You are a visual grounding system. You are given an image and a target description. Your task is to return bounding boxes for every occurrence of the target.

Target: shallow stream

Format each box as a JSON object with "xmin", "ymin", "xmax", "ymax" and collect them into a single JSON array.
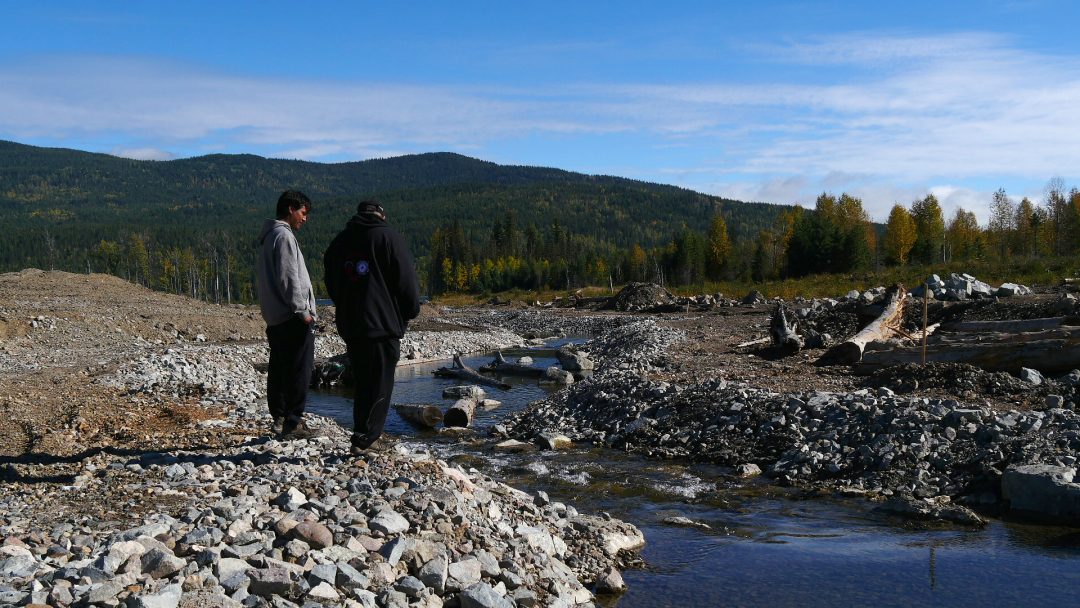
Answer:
[{"xmin": 309, "ymin": 346, "xmax": 1080, "ymax": 607}]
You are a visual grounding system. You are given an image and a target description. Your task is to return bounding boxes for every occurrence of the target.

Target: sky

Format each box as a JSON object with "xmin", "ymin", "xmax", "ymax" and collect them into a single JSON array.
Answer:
[{"xmin": 2, "ymin": 1, "xmax": 1079, "ymax": 223}]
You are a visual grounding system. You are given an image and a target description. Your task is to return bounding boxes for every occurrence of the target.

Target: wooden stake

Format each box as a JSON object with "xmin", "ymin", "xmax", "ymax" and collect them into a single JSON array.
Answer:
[{"xmin": 922, "ymin": 283, "xmax": 929, "ymax": 366}]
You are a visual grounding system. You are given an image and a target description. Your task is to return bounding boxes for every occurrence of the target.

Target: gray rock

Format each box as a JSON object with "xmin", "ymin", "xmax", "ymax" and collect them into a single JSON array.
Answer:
[
  {"xmin": 460, "ymin": 582, "xmax": 514, "ymax": 608},
  {"xmin": 307, "ymin": 581, "xmax": 339, "ymax": 601},
  {"xmin": 248, "ymin": 565, "xmax": 297, "ymax": 597},
  {"xmin": 1002, "ymin": 464, "xmax": 1080, "ymax": 521},
  {"xmin": 308, "ymin": 563, "xmax": 337, "ymax": 587},
  {"xmin": 542, "ymin": 366, "xmax": 574, "ymax": 384},
  {"xmin": 378, "ymin": 588, "xmax": 411, "ymax": 608},
  {"xmin": 0, "ymin": 589, "xmax": 28, "ymax": 606},
  {"xmin": 352, "ymin": 588, "xmax": 378, "ymax": 608},
  {"xmin": 100, "ymin": 539, "xmax": 147, "ymax": 573},
  {"xmin": 379, "ymin": 536, "xmax": 407, "ymax": 566},
  {"xmin": 335, "ymin": 562, "xmax": 370, "ymax": 590},
  {"xmin": 511, "ymin": 587, "xmax": 538, "ymax": 607},
  {"xmin": 735, "ymin": 463, "xmax": 761, "ymax": 478},
  {"xmin": 418, "ymin": 555, "xmax": 449, "ymax": 593},
  {"xmin": 86, "ymin": 580, "xmax": 125, "ymax": 604},
  {"xmin": 273, "ymin": 487, "xmax": 308, "ymax": 511},
  {"xmin": 0, "ymin": 554, "xmax": 39, "ymax": 578},
  {"xmin": 130, "ymin": 583, "xmax": 183, "ymax": 608},
  {"xmin": 394, "ymin": 575, "xmax": 427, "ymax": 598},
  {"xmin": 141, "ymin": 547, "xmax": 186, "ymax": 579},
  {"xmin": 216, "ymin": 558, "xmax": 252, "ymax": 593},
  {"xmin": 537, "ymin": 432, "xmax": 572, "ymax": 450},
  {"xmin": 594, "ymin": 567, "xmax": 627, "ymax": 594},
  {"xmin": 369, "ymin": 509, "xmax": 410, "ymax": 535},
  {"xmin": 1021, "ymin": 367, "xmax": 1045, "ymax": 385},
  {"xmin": 447, "ymin": 557, "xmax": 483, "ymax": 591}
]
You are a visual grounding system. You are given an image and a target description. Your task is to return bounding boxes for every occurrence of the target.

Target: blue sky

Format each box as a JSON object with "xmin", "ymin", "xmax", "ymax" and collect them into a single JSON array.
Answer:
[{"xmin": 3, "ymin": 1, "xmax": 1080, "ymax": 222}]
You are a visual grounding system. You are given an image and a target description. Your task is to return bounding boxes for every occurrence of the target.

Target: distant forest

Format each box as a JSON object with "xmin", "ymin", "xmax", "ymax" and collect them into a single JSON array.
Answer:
[
  {"xmin": 0, "ymin": 140, "xmax": 787, "ymax": 300},
  {"xmin": 4, "ymin": 140, "xmax": 1074, "ymax": 302}
]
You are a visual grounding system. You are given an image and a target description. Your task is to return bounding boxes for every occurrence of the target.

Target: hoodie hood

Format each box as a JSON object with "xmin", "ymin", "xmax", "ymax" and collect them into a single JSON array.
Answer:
[
  {"xmin": 258, "ymin": 219, "xmax": 291, "ymax": 245},
  {"xmin": 346, "ymin": 213, "xmax": 388, "ymax": 231}
]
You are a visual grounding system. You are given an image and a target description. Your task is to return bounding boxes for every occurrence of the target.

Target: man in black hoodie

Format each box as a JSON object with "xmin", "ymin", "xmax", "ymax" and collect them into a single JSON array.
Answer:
[{"xmin": 324, "ymin": 201, "xmax": 421, "ymax": 455}]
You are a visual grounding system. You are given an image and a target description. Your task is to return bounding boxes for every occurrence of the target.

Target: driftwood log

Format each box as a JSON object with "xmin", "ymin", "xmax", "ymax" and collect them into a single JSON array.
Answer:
[
  {"xmin": 938, "ymin": 317, "xmax": 1078, "ymax": 333},
  {"xmin": 479, "ymin": 351, "xmax": 545, "ymax": 377},
  {"xmin": 444, "ymin": 398, "xmax": 478, "ymax": 427},
  {"xmin": 817, "ymin": 284, "xmax": 907, "ymax": 365},
  {"xmin": 433, "ymin": 355, "xmax": 511, "ymax": 390},
  {"xmin": 395, "ymin": 404, "xmax": 444, "ymax": 428},
  {"xmin": 857, "ymin": 326, "xmax": 1080, "ymax": 374},
  {"xmin": 769, "ymin": 304, "xmax": 804, "ymax": 354}
]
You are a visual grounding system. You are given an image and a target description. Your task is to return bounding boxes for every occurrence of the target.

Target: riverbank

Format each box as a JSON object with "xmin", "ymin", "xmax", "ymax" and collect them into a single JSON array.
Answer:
[
  {"xmin": 4, "ymin": 269, "xmax": 1080, "ymax": 606},
  {"xmin": 0, "ymin": 271, "xmax": 642, "ymax": 607}
]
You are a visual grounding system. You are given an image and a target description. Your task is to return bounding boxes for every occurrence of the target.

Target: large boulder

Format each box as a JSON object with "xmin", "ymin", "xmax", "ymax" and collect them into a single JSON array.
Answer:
[{"xmin": 1002, "ymin": 464, "xmax": 1080, "ymax": 521}]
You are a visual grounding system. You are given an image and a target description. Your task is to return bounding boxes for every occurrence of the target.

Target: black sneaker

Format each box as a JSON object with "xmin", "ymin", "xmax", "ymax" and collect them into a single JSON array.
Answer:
[
  {"xmin": 279, "ymin": 421, "xmax": 317, "ymax": 440},
  {"xmin": 350, "ymin": 433, "xmax": 371, "ymax": 455}
]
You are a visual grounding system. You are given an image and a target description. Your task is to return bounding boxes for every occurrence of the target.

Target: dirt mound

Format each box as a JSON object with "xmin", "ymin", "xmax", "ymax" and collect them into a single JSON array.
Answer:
[{"xmin": 607, "ymin": 282, "xmax": 677, "ymax": 312}]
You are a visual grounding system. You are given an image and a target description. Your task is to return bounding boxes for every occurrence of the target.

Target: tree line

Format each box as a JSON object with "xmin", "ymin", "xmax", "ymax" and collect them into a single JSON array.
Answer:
[{"xmin": 425, "ymin": 177, "xmax": 1080, "ymax": 295}]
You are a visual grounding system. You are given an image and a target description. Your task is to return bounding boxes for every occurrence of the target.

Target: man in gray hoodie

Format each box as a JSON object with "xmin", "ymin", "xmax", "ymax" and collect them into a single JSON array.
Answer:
[{"xmin": 257, "ymin": 190, "xmax": 317, "ymax": 439}]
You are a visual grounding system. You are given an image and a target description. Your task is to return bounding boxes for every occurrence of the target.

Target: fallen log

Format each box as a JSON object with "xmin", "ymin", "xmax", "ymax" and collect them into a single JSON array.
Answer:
[
  {"xmin": 499, "ymin": 347, "xmax": 560, "ymax": 358},
  {"xmin": 769, "ymin": 303, "xmax": 804, "ymax": 354},
  {"xmin": 817, "ymin": 284, "xmax": 907, "ymax": 365},
  {"xmin": 938, "ymin": 317, "xmax": 1079, "ymax": 333},
  {"xmin": 395, "ymin": 404, "xmax": 444, "ymax": 428},
  {"xmin": 857, "ymin": 327, "xmax": 1080, "ymax": 375},
  {"xmin": 736, "ymin": 337, "xmax": 771, "ymax": 349},
  {"xmin": 433, "ymin": 354, "xmax": 511, "ymax": 390},
  {"xmin": 444, "ymin": 398, "xmax": 478, "ymax": 427},
  {"xmin": 479, "ymin": 351, "xmax": 545, "ymax": 377}
]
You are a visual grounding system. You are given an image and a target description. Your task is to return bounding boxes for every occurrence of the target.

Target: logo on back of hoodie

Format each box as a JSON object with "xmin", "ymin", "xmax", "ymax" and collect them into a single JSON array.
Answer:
[{"xmin": 344, "ymin": 258, "xmax": 371, "ymax": 282}]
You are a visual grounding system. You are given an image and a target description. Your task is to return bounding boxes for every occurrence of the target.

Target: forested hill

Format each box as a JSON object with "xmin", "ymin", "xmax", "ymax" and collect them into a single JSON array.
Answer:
[{"xmin": 0, "ymin": 139, "xmax": 791, "ymax": 298}]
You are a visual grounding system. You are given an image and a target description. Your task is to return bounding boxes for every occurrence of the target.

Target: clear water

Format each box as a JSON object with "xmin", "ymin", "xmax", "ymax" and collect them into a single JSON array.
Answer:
[{"xmin": 308, "ymin": 345, "xmax": 1080, "ymax": 607}]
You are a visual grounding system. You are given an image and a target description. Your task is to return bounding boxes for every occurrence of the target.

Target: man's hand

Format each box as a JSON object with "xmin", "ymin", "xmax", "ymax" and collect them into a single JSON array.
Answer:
[{"xmin": 303, "ymin": 314, "xmax": 313, "ymax": 324}]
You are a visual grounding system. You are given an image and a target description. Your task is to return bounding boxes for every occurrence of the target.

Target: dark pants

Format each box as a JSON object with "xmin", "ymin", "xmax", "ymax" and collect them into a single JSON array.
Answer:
[
  {"xmin": 346, "ymin": 338, "xmax": 400, "ymax": 449},
  {"xmin": 266, "ymin": 317, "xmax": 314, "ymax": 426}
]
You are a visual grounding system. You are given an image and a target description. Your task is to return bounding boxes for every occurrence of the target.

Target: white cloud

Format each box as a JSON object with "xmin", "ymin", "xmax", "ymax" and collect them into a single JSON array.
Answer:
[
  {"xmin": 0, "ymin": 30, "xmax": 1077, "ymax": 222},
  {"xmin": 110, "ymin": 147, "xmax": 176, "ymax": 161}
]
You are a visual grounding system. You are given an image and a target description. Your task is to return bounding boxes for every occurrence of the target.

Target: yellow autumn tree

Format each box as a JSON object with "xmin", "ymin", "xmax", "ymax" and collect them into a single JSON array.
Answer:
[
  {"xmin": 706, "ymin": 212, "xmax": 732, "ymax": 280},
  {"xmin": 883, "ymin": 204, "xmax": 917, "ymax": 265},
  {"xmin": 946, "ymin": 207, "xmax": 982, "ymax": 261}
]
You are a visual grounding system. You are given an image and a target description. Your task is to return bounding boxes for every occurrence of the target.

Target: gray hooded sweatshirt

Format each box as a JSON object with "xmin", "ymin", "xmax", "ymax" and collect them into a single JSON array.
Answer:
[{"xmin": 256, "ymin": 219, "xmax": 317, "ymax": 326}]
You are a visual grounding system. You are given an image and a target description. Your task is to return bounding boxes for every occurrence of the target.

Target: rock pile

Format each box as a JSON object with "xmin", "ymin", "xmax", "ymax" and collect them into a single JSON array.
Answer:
[
  {"xmin": 2, "ymin": 317, "xmax": 647, "ymax": 606},
  {"xmin": 437, "ymin": 309, "xmax": 627, "ymax": 341},
  {"xmin": 0, "ymin": 428, "xmax": 642, "ymax": 607},
  {"xmin": 910, "ymin": 273, "xmax": 1032, "ymax": 301},
  {"xmin": 606, "ymin": 283, "xmax": 677, "ymax": 313}
]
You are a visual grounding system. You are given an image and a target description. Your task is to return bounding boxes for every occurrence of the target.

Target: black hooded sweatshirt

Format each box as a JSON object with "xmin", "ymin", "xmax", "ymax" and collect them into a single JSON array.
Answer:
[{"xmin": 324, "ymin": 213, "xmax": 420, "ymax": 341}]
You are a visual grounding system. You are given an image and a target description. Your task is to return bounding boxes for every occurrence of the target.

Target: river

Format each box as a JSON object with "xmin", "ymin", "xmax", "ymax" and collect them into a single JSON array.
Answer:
[{"xmin": 308, "ymin": 347, "xmax": 1080, "ymax": 607}]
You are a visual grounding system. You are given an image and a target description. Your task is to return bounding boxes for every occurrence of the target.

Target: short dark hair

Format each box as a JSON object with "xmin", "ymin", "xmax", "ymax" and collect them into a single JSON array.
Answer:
[{"xmin": 276, "ymin": 190, "xmax": 312, "ymax": 219}]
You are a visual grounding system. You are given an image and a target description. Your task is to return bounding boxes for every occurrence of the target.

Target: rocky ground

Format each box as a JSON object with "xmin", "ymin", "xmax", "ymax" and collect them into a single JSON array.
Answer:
[
  {"xmin": 0, "ymin": 271, "xmax": 640, "ymax": 608},
  {"xmin": 4, "ymin": 270, "xmax": 1080, "ymax": 607}
]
